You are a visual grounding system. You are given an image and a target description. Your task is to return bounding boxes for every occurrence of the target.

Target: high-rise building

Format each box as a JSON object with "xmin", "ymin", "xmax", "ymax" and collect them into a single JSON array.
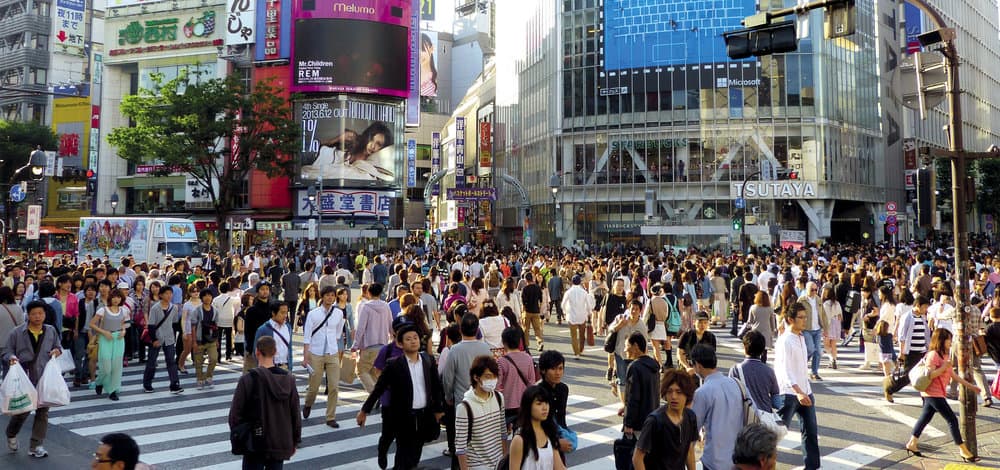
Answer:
[{"xmin": 495, "ymin": 0, "xmax": 998, "ymax": 249}]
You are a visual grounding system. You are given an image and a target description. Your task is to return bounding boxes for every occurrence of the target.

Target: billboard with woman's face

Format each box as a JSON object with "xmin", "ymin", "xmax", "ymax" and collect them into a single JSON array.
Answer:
[
  {"xmin": 291, "ymin": 0, "xmax": 412, "ymax": 97},
  {"xmin": 297, "ymin": 97, "xmax": 405, "ymax": 188},
  {"xmin": 419, "ymin": 31, "xmax": 438, "ymax": 97}
]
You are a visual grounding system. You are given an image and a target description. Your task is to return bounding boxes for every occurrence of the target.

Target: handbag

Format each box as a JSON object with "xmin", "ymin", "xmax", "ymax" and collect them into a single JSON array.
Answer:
[
  {"xmin": 909, "ymin": 358, "xmax": 932, "ymax": 392},
  {"xmin": 586, "ymin": 321, "xmax": 595, "ymax": 346},
  {"xmin": 603, "ymin": 330, "xmax": 619, "ymax": 354},
  {"xmin": 558, "ymin": 424, "xmax": 577, "ymax": 452},
  {"xmin": 613, "ymin": 433, "xmax": 636, "ymax": 470},
  {"xmin": 991, "ymin": 373, "xmax": 1000, "ymax": 400},
  {"xmin": 972, "ymin": 335, "xmax": 987, "ymax": 357},
  {"xmin": 141, "ymin": 306, "xmax": 172, "ymax": 346},
  {"xmin": 230, "ymin": 369, "xmax": 265, "ymax": 455}
]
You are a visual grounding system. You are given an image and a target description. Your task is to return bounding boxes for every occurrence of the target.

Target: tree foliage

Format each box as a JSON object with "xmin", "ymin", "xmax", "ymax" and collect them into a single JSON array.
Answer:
[
  {"xmin": 0, "ymin": 120, "xmax": 58, "ymax": 182},
  {"xmin": 107, "ymin": 72, "xmax": 300, "ymax": 249}
]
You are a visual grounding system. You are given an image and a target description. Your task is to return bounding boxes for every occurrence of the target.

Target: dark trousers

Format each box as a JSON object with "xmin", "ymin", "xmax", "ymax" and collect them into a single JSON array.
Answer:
[
  {"xmin": 143, "ymin": 344, "xmax": 180, "ymax": 390},
  {"xmin": 394, "ymin": 409, "xmax": 432, "ymax": 470},
  {"xmin": 912, "ymin": 396, "xmax": 963, "ymax": 444},
  {"xmin": 6, "ymin": 406, "xmax": 49, "ymax": 449},
  {"xmin": 219, "ymin": 327, "xmax": 233, "ymax": 360},
  {"xmin": 548, "ymin": 299, "xmax": 564, "ymax": 321},
  {"xmin": 444, "ymin": 404, "xmax": 458, "ymax": 469},
  {"xmin": 378, "ymin": 425, "xmax": 396, "ymax": 468},
  {"xmin": 73, "ymin": 333, "xmax": 89, "ymax": 382},
  {"xmin": 885, "ymin": 353, "xmax": 923, "ymax": 395},
  {"xmin": 242, "ymin": 453, "xmax": 284, "ymax": 470},
  {"xmin": 172, "ymin": 322, "xmax": 183, "ymax": 361}
]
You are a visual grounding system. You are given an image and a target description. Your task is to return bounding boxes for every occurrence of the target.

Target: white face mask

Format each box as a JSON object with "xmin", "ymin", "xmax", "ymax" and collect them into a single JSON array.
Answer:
[{"xmin": 481, "ymin": 379, "xmax": 498, "ymax": 392}]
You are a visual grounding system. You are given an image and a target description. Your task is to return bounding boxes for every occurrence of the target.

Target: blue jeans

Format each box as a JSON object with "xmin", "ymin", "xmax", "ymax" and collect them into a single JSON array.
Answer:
[
  {"xmin": 615, "ymin": 354, "xmax": 632, "ymax": 387},
  {"xmin": 912, "ymin": 396, "xmax": 963, "ymax": 444},
  {"xmin": 803, "ymin": 329, "xmax": 823, "ymax": 375},
  {"xmin": 779, "ymin": 393, "xmax": 820, "ymax": 470}
]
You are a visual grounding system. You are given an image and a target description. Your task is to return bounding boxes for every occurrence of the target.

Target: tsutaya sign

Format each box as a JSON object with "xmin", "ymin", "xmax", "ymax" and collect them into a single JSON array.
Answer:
[{"xmin": 731, "ymin": 181, "xmax": 818, "ymax": 199}]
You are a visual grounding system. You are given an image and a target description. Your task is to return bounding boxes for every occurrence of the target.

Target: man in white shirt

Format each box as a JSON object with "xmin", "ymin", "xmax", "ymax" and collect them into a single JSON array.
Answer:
[
  {"xmin": 775, "ymin": 302, "xmax": 820, "ymax": 470},
  {"xmin": 561, "ymin": 275, "xmax": 595, "ymax": 358},
  {"xmin": 301, "ymin": 285, "xmax": 346, "ymax": 428}
]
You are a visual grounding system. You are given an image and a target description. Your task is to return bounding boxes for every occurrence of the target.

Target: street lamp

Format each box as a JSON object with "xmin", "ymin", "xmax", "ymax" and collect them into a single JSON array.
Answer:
[
  {"xmin": 109, "ymin": 193, "xmax": 119, "ymax": 215},
  {"xmin": 549, "ymin": 173, "xmax": 561, "ymax": 209}
]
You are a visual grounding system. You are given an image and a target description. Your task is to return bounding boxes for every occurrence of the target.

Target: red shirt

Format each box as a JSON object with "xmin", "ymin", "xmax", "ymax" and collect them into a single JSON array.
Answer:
[{"xmin": 922, "ymin": 350, "xmax": 951, "ymax": 398}]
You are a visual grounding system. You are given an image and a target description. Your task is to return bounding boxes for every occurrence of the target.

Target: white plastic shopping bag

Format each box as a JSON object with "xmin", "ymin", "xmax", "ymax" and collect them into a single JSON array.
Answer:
[
  {"xmin": 36, "ymin": 360, "xmax": 71, "ymax": 408},
  {"xmin": 1, "ymin": 363, "xmax": 37, "ymax": 415},
  {"xmin": 55, "ymin": 349, "xmax": 75, "ymax": 375}
]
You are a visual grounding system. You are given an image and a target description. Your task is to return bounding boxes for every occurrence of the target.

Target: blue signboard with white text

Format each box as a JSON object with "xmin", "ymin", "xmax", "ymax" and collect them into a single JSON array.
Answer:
[{"xmin": 604, "ymin": 0, "xmax": 756, "ymax": 70}]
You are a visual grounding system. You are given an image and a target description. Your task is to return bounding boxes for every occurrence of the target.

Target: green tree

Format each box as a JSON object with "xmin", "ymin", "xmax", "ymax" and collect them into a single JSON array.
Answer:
[
  {"xmin": 0, "ymin": 120, "xmax": 58, "ymax": 182},
  {"xmin": 108, "ymin": 73, "xmax": 300, "ymax": 251}
]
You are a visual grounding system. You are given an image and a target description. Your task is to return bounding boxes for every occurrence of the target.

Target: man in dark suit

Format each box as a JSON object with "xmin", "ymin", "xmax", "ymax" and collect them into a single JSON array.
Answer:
[{"xmin": 356, "ymin": 323, "xmax": 445, "ymax": 470}]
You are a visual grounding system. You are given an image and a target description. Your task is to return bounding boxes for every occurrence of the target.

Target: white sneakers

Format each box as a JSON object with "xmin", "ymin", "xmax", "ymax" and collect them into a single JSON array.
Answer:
[
  {"xmin": 6, "ymin": 437, "xmax": 16, "ymax": 452},
  {"xmin": 29, "ymin": 446, "xmax": 48, "ymax": 458}
]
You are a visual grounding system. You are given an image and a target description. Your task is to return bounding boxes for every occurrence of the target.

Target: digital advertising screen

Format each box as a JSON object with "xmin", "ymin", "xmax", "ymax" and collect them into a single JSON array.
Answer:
[
  {"xmin": 296, "ymin": 97, "xmax": 405, "ymax": 189},
  {"xmin": 603, "ymin": 0, "xmax": 756, "ymax": 71},
  {"xmin": 292, "ymin": 0, "xmax": 412, "ymax": 97}
]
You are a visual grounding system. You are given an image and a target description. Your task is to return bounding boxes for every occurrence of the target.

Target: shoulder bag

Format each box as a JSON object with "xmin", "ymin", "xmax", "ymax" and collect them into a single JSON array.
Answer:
[
  {"xmin": 733, "ymin": 363, "xmax": 787, "ymax": 439},
  {"xmin": 141, "ymin": 306, "xmax": 172, "ymax": 346},
  {"xmin": 310, "ymin": 305, "xmax": 337, "ymax": 338},
  {"xmin": 909, "ymin": 356, "xmax": 932, "ymax": 392}
]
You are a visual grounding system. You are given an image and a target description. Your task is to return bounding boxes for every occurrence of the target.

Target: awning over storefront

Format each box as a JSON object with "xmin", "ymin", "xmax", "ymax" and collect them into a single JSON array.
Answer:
[{"xmin": 116, "ymin": 175, "xmax": 186, "ymax": 188}]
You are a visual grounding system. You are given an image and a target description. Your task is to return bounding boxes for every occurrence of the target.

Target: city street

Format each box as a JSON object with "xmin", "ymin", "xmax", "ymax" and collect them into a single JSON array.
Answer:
[{"xmin": 2, "ymin": 315, "xmax": 999, "ymax": 469}]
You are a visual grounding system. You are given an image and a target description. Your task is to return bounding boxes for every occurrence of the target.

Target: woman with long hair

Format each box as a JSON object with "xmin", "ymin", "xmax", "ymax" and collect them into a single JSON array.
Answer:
[
  {"xmin": 821, "ymin": 286, "xmax": 842, "ymax": 369},
  {"xmin": 877, "ymin": 286, "xmax": 898, "ymax": 377},
  {"xmin": 401, "ymin": 303, "xmax": 433, "ymax": 354},
  {"xmin": 90, "ymin": 289, "xmax": 130, "ymax": 401},
  {"xmin": 508, "ymin": 385, "xmax": 566, "ymax": 470},
  {"xmin": 495, "ymin": 277, "xmax": 523, "ymax": 321},
  {"xmin": 131, "ymin": 276, "xmax": 148, "ymax": 364},
  {"xmin": 478, "ymin": 301, "xmax": 509, "ymax": 355},
  {"xmin": 904, "ymin": 328, "xmax": 982, "ymax": 462},
  {"xmin": 744, "ymin": 291, "xmax": 777, "ymax": 363},
  {"xmin": 589, "ymin": 270, "xmax": 609, "ymax": 335},
  {"xmin": 296, "ymin": 282, "xmax": 320, "ymax": 333},
  {"xmin": 468, "ymin": 277, "xmax": 488, "ymax": 316},
  {"xmin": 419, "ymin": 32, "xmax": 438, "ymax": 96}
]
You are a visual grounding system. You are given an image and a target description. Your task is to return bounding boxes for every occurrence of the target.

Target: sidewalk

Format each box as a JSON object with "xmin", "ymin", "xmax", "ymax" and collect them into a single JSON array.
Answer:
[{"xmin": 876, "ymin": 420, "xmax": 1000, "ymax": 469}]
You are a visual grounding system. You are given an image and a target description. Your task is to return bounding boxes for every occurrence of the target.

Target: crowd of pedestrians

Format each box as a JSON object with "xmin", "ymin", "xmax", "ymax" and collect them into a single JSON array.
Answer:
[{"xmin": 0, "ymin": 235, "xmax": 998, "ymax": 469}]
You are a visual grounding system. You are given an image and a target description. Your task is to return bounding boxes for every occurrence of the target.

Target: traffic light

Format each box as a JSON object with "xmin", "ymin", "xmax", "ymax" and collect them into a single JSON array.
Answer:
[
  {"xmin": 732, "ymin": 208, "xmax": 745, "ymax": 231},
  {"xmin": 915, "ymin": 168, "xmax": 934, "ymax": 227},
  {"xmin": 349, "ymin": 216, "xmax": 356, "ymax": 228},
  {"xmin": 724, "ymin": 20, "xmax": 797, "ymax": 60}
]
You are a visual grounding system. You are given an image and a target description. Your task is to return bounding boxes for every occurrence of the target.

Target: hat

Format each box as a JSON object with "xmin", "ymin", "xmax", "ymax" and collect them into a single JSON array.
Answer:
[
  {"xmin": 695, "ymin": 311, "xmax": 710, "ymax": 321},
  {"xmin": 571, "ymin": 275, "xmax": 582, "ymax": 285},
  {"xmin": 392, "ymin": 315, "xmax": 413, "ymax": 332},
  {"xmin": 117, "ymin": 281, "xmax": 130, "ymax": 290}
]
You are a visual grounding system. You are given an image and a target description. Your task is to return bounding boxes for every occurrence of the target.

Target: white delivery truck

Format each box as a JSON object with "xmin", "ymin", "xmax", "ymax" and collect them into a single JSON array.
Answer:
[{"xmin": 78, "ymin": 217, "xmax": 202, "ymax": 266}]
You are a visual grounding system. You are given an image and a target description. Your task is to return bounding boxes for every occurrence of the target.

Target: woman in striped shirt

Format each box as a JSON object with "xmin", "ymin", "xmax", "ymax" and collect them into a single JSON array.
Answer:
[{"xmin": 456, "ymin": 355, "xmax": 509, "ymax": 470}]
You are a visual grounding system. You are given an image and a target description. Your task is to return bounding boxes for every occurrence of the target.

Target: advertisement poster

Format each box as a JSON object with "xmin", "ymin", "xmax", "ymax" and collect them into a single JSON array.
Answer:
[
  {"xmin": 291, "ymin": 0, "xmax": 411, "ymax": 97},
  {"xmin": 406, "ymin": 0, "xmax": 420, "ymax": 126},
  {"xmin": 419, "ymin": 31, "xmax": 438, "ymax": 97},
  {"xmin": 54, "ymin": 0, "xmax": 86, "ymax": 56},
  {"xmin": 297, "ymin": 97, "xmax": 405, "ymax": 188},
  {"xmin": 407, "ymin": 139, "xmax": 417, "ymax": 187},
  {"xmin": 604, "ymin": 0, "xmax": 754, "ymax": 70},
  {"xmin": 779, "ymin": 230, "xmax": 806, "ymax": 250},
  {"xmin": 79, "ymin": 218, "xmax": 150, "ymax": 258},
  {"xmin": 478, "ymin": 120, "xmax": 491, "ymax": 169}
]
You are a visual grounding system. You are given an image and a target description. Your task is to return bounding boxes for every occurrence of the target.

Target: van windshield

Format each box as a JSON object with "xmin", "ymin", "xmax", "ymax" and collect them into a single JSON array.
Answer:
[{"xmin": 165, "ymin": 242, "xmax": 199, "ymax": 258}]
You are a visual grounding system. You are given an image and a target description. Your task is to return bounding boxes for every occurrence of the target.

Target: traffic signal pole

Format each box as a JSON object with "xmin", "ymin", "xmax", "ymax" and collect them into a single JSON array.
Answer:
[{"xmin": 739, "ymin": 170, "xmax": 761, "ymax": 253}]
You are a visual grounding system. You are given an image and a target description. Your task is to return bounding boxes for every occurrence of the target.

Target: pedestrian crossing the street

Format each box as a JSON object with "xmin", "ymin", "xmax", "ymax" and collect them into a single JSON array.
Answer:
[{"xmin": 38, "ymin": 326, "xmax": 1000, "ymax": 469}]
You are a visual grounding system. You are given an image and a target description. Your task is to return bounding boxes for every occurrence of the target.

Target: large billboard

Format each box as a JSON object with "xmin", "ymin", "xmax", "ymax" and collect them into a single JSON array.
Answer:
[
  {"xmin": 291, "ymin": 0, "xmax": 411, "ymax": 97},
  {"xmin": 296, "ymin": 97, "xmax": 405, "ymax": 188},
  {"xmin": 79, "ymin": 218, "xmax": 150, "ymax": 259},
  {"xmin": 603, "ymin": 0, "xmax": 756, "ymax": 70},
  {"xmin": 255, "ymin": 0, "xmax": 291, "ymax": 61},
  {"xmin": 419, "ymin": 31, "xmax": 438, "ymax": 97}
]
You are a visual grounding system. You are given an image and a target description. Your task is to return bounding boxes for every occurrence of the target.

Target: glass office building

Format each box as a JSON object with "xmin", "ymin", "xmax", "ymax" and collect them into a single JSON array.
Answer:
[{"xmin": 506, "ymin": 0, "xmax": 893, "ymax": 249}]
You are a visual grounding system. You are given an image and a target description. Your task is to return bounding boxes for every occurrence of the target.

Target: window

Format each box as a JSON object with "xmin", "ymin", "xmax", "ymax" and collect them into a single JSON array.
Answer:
[
  {"xmin": 57, "ymin": 188, "xmax": 87, "ymax": 210},
  {"xmin": 29, "ymin": 67, "xmax": 46, "ymax": 84},
  {"xmin": 32, "ymin": 34, "xmax": 48, "ymax": 50}
]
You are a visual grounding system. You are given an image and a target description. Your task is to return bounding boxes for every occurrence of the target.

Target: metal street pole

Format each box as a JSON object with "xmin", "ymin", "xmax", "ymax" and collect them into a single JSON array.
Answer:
[{"xmin": 740, "ymin": 170, "xmax": 762, "ymax": 253}]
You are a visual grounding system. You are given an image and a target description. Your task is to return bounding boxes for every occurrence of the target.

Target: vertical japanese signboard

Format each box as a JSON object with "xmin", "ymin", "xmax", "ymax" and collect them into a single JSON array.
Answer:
[
  {"xmin": 54, "ymin": 0, "xmax": 86, "ymax": 56},
  {"xmin": 431, "ymin": 132, "xmax": 441, "ymax": 196},
  {"xmin": 406, "ymin": 0, "xmax": 420, "ymax": 127},
  {"xmin": 26, "ymin": 205, "xmax": 42, "ymax": 240},
  {"xmin": 478, "ymin": 120, "xmax": 491, "ymax": 169},
  {"xmin": 455, "ymin": 117, "xmax": 466, "ymax": 188},
  {"xmin": 255, "ymin": 0, "xmax": 290, "ymax": 61},
  {"xmin": 226, "ymin": 0, "xmax": 256, "ymax": 45},
  {"xmin": 407, "ymin": 139, "xmax": 417, "ymax": 188}
]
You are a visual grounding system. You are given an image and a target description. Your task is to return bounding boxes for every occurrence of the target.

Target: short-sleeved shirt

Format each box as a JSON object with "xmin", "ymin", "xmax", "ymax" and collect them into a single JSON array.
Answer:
[
  {"xmin": 637, "ymin": 406, "xmax": 698, "ymax": 470},
  {"xmin": 922, "ymin": 350, "xmax": 951, "ymax": 398}
]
